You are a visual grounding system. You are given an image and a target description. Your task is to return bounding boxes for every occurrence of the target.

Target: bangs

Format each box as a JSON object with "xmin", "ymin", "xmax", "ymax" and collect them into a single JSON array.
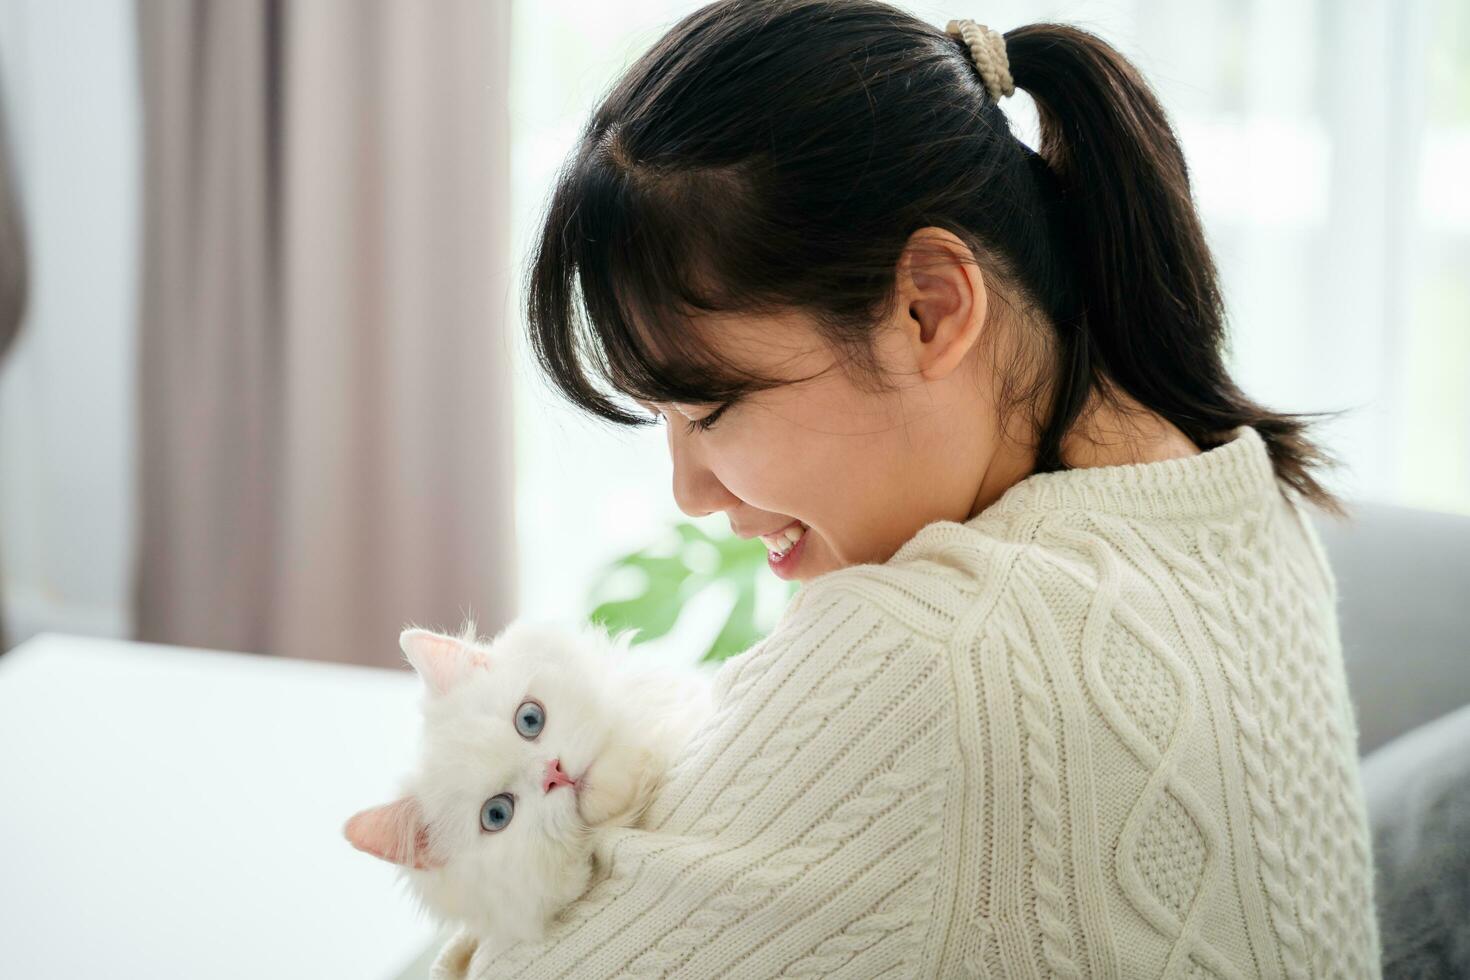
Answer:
[{"xmin": 525, "ymin": 125, "xmax": 796, "ymax": 427}]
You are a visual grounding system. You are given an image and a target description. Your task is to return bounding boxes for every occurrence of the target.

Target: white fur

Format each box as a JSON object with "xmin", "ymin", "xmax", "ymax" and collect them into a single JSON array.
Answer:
[{"xmin": 385, "ymin": 617, "xmax": 713, "ymax": 947}]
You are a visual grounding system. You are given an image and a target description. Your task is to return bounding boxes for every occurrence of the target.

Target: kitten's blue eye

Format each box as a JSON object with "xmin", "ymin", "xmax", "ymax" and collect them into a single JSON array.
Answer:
[
  {"xmin": 480, "ymin": 793, "xmax": 514, "ymax": 832},
  {"xmin": 514, "ymin": 699, "xmax": 544, "ymax": 739}
]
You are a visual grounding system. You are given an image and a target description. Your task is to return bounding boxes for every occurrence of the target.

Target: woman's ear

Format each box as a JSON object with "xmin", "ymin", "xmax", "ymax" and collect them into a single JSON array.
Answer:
[
  {"xmin": 400, "ymin": 627, "xmax": 491, "ymax": 696},
  {"xmin": 897, "ymin": 227, "xmax": 988, "ymax": 382},
  {"xmin": 343, "ymin": 796, "xmax": 442, "ymax": 869}
]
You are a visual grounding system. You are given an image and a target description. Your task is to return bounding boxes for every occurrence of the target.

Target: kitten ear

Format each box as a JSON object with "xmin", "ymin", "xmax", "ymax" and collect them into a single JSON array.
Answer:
[
  {"xmin": 400, "ymin": 627, "xmax": 490, "ymax": 696},
  {"xmin": 343, "ymin": 796, "xmax": 442, "ymax": 870}
]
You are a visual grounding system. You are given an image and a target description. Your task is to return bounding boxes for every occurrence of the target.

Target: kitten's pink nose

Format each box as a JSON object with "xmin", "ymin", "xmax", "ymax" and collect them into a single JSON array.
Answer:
[{"xmin": 542, "ymin": 758, "xmax": 578, "ymax": 794}]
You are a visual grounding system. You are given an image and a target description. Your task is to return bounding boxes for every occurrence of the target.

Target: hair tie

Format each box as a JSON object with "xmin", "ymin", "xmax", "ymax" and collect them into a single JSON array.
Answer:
[{"xmin": 945, "ymin": 19, "xmax": 1015, "ymax": 101}]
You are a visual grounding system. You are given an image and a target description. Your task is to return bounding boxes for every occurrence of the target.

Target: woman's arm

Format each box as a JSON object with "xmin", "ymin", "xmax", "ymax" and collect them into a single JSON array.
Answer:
[{"xmin": 431, "ymin": 583, "xmax": 959, "ymax": 979}]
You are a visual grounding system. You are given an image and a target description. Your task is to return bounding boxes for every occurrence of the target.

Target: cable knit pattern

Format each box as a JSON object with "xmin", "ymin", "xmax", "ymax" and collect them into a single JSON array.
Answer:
[{"xmin": 431, "ymin": 424, "xmax": 1382, "ymax": 979}]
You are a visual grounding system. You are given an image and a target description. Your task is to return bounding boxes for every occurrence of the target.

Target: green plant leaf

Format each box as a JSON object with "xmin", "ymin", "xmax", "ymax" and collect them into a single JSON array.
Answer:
[
  {"xmin": 587, "ymin": 553, "xmax": 689, "ymax": 638},
  {"xmin": 583, "ymin": 518, "xmax": 799, "ymax": 664}
]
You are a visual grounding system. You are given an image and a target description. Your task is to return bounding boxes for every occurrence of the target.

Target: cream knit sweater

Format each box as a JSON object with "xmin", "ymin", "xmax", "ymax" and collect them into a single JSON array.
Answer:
[{"xmin": 431, "ymin": 424, "xmax": 1382, "ymax": 979}]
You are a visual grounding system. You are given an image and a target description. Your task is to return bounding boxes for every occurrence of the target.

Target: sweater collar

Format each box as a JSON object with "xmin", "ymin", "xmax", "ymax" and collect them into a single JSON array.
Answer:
[{"xmin": 969, "ymin": 424, "xmax": 1280, "ymax": 523}]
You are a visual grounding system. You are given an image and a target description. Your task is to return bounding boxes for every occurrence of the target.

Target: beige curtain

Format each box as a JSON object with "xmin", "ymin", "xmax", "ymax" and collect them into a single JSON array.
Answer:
[
  {"xmin": 0, "ymin": 70, "xmax": 28, "ymax": 654},
  {"xmin": 133, "ymin": 0, "xmax": 518, "ymax": 668}
]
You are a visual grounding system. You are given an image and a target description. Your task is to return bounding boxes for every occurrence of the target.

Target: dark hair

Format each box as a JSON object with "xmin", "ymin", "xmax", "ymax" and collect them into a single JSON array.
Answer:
[{"xmin": 525, "ymin": 0, "xmax": 1345, "ymax": 515}]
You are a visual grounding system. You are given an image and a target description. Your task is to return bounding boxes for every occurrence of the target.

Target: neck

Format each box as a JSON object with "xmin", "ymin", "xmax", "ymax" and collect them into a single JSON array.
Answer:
[{"xmin": 967, "ymin": 385, "xmax": 1200, "ymax": 521}]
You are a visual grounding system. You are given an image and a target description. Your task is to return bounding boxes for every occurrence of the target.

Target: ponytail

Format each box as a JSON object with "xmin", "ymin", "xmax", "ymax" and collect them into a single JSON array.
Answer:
[{"xmin": 1006, "ymin": 23, "xmax": 1345, "ymax": 515}]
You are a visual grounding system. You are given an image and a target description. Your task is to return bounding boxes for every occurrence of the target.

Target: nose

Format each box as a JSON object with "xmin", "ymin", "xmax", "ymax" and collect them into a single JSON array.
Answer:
[
  {"xmin": 668, "ymin": 432, "xmax": 740, "ymax": 520},
  {"xmin": 542, "ymin": 757, "xmax": 578, "ymax": 794}
]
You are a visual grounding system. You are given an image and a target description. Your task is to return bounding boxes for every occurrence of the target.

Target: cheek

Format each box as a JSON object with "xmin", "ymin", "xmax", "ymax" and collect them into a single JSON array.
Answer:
[
  {"xmin": 719, "ymin": 414, "xmax": 854, "ymax": 511},
  {"xmin": 717, "ymin": 430, "xmax": 807, "ymax": 501}
]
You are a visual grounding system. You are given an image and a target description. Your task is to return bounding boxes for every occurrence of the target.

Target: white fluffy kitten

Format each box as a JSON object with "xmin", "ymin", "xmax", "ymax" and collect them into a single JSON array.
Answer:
[{"xmin": 343, "ymin": 616, "xmax": 713, "ymax": 947}]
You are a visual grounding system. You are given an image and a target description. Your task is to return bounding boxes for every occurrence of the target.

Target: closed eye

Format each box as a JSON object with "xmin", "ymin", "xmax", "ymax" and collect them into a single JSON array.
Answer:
[
  {"xmin": 683, "ymin": 402, "xmax": 731, "ymax": 433},
  {"xmin": 635, "ymin": 398, "xmax": 733, "ymax": 434}
]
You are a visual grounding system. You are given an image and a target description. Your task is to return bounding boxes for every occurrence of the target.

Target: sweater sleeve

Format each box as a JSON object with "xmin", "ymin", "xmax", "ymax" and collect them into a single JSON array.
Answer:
[{"xmin": 429, "ymin": 582, "xmax": 959, "ymax": 979}]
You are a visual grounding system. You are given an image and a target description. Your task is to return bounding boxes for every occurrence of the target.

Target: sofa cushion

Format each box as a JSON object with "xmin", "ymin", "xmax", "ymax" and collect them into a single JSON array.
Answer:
[{"xmin": 1362, "ymin": 701, "xmax": 1470, "ymax": 978}]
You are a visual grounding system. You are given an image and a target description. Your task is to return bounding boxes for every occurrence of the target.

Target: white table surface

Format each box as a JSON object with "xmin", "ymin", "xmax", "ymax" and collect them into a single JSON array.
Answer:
[{"xmin": 0, "ymin": 632, "xmax": 448, "ymax": 980}]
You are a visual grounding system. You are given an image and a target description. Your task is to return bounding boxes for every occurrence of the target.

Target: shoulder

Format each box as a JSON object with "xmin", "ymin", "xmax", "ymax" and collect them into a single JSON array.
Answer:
[
  {"xmin": 714, "ymin": 575, "xmax": 958, "ymax": 723},
  {"xmin": 792, "ymin": 512, "xmax": 1109, "ymax": 644},
  {"xmin": 792, "ymin": 510, "xmax": 1251, "ymax": 682}
]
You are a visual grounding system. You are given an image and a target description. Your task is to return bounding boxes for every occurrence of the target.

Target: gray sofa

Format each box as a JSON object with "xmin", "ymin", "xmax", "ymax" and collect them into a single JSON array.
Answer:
[
  {"xmin": 1316, "ymin": 502, "xmax": 1470, "ymax": 755},
  {"xmin": 1315, "ymin": 502, "xmax": 1470, "ymax": 979}
]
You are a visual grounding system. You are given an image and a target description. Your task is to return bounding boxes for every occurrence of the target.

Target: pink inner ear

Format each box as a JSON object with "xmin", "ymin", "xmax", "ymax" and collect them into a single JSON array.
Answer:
[
  {"xmin": 400, "ymin": 628, "xmax": 489, "ymax": 695},
  {"xmin": 343, "ymin": 797, "xmax": 441, "ymax": 870}
]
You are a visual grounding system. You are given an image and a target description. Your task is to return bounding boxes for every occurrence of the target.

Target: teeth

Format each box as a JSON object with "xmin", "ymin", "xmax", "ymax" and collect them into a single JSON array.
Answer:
[{"xmin": 760, "ymin": 522, "xmax": 806, "ymax": 558}]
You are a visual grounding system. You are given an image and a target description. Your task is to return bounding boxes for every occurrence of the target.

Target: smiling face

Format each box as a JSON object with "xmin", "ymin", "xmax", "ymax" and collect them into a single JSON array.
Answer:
[{"xmin": 628, "ymin": 230, "xmax": 1041, "ymax": 582}]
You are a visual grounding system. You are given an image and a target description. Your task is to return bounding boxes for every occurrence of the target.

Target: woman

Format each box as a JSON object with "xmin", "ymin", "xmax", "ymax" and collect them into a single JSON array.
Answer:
[{"xmin": 434, "ymin": 1, "xmax": 1382, "ymax": 976}]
